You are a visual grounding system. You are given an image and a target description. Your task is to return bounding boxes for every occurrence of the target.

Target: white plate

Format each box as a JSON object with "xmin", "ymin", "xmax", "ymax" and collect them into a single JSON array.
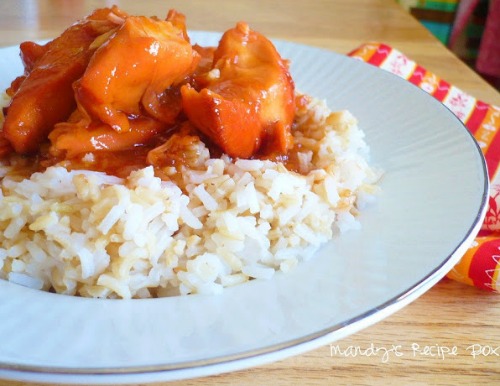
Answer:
[{"xmin": 0, "ymin": 32, "xmax": 488, "ymax": 384}]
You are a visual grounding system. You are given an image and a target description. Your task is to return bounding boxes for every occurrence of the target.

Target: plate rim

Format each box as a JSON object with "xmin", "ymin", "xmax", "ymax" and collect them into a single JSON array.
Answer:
[{"xmin": 0, "ymin": 32, "xmax": 490, "ymax": 383}]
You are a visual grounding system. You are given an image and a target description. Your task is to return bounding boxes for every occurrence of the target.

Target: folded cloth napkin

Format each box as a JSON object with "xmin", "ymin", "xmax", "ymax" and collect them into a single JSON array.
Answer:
[{"xmin": 348, "ymin": 43, "xmax": 500, "ymax": 292}]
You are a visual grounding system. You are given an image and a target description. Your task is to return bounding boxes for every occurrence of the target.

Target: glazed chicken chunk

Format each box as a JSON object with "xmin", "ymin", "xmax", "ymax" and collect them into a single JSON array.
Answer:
[
  {"xmin": 1, "ymin": 7, "xmax": 296, "ymax": 170},
  {"xmin": 181, "ymin": 22, "xmax": 295, "ymax": 158},
  {"xmin": 1, "ymin": 7, "xmax": 126, "ymax": 154}
]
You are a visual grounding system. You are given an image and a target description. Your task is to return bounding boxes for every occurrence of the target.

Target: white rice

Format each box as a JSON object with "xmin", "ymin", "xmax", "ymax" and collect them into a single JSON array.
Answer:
[{"xmin": 0, "ymin": 95, "xmax": 381, "ymax": 298}]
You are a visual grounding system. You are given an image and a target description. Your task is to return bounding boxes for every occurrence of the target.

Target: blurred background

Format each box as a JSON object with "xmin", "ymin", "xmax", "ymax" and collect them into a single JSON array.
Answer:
[{"xmin": 398, "ymin": 0, "xmax": 499, "ymax": 90}]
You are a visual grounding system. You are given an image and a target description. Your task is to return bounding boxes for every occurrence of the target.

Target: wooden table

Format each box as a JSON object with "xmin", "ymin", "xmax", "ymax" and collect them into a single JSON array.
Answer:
[{"xmin": 1, "ymin": 1, "xmax": 500, "ymax": 385}]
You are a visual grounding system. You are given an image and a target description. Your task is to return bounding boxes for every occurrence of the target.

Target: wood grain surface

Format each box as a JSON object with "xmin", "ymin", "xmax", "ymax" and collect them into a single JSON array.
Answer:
[{"xmin": 1, "ymin": 1, "xmax": 499, "ymax": 385}]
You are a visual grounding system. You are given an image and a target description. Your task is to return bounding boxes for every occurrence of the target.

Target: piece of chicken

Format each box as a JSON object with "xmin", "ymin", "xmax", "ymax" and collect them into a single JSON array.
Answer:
[
  {"xmin": 2, "ymin": 7, "xmax": 126, "ymax": 154},
  {"xmin": 140, "ymin": 10, "xmax": 195, "ymax": 125},
  {"xmin": 73, "ymin": 12, "xmax": 198, "ymax": 133},
  {"xmin": 180, "ymin": 22, "xmax": 295, "ymax": 159},
  {"xmin": 50, "ymin": 116, "xmax": 167, "ymax": 158}
]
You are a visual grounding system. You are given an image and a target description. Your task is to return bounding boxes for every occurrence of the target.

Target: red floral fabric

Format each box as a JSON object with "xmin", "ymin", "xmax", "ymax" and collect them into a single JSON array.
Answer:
[{"xmin": 349, "ymin": 43, "xmax": 500, "ymax": 291}]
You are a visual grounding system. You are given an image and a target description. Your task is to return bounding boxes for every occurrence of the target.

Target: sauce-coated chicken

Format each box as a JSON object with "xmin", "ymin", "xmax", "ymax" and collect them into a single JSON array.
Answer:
[
  {"xmin": 181, "ymin": 22, "xmax": 295, "ymax": 158},
  {"xmin": 2, "ymin": 7, "xmax": 126, "ymax": 154},
  {"xmin": 0, "ymin": 7, "xmax": 297, "ymax": 177},
  {"xmin": 72, "ymin": 14, "xmax": 197, "ymax": 133}
]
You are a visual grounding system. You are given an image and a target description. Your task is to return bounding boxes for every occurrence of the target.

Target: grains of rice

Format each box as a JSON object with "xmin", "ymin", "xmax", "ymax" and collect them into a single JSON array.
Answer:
[{"xmin": 0, "ymin": 94, "xmax": 381, "ymax": 298}]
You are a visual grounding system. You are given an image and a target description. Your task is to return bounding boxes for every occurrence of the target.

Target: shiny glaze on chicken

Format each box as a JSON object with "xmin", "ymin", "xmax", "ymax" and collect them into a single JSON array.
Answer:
[{"xmin": 0, "ymin": 6, "xmax": 296, "ymax": 178}]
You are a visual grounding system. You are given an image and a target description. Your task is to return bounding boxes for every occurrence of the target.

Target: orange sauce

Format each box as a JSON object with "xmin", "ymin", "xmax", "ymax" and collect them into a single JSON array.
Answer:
[{"xmin": 1, "ymin": 6, "xmax": 302, "ymax": 181}]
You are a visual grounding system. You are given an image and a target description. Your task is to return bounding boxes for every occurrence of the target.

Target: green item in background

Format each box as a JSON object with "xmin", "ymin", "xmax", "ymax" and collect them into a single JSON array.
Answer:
[{"xmin": 397, "ymin": 0, "xmax": 460, "ymax": 44}]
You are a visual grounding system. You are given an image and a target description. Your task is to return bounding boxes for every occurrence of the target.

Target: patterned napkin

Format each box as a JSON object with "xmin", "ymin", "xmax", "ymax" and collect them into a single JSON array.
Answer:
[{"xmin": 348, "ymin": 43, "xmax": 500, "ymax": 292}]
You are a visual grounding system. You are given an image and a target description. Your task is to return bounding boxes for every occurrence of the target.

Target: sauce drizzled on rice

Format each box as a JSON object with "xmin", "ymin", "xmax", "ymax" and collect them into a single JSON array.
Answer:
[{"xmin": 0, "ymin": 94, "xmax": 380, "ymax": 298}]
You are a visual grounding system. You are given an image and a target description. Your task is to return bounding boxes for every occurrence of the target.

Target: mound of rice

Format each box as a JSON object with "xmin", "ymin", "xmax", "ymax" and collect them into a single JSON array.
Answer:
[{"xmin": 0, "ymin": 95, "xmax": 380, "ymax": 298}]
